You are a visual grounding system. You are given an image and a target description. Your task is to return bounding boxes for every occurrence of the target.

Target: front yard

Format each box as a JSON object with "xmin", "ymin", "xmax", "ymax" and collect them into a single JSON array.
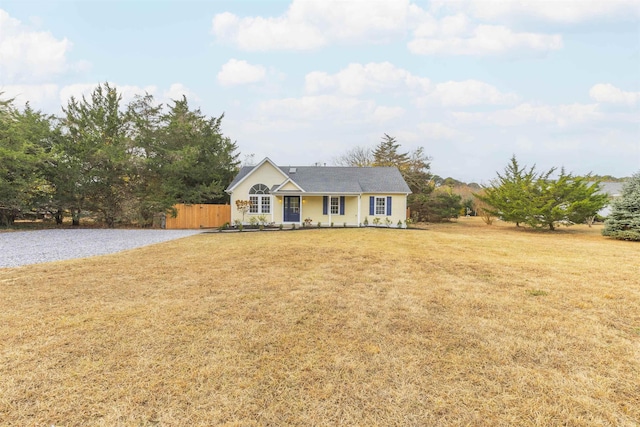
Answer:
[{"xmin": 1, "ymin": 218, "xmax": 638, "ymax": 425}]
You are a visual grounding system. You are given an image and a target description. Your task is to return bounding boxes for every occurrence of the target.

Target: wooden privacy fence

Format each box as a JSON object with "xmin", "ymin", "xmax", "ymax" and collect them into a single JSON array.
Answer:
[{"xmin": 165, "ymin": 204, "xmax": 231, "ymax": 229}]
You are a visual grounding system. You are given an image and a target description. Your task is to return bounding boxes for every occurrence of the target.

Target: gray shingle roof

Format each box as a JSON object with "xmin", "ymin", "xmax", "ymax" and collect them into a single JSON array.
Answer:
[{"xmin": 227, "ymin": 164, "xmax": 411, "ymax": 194}]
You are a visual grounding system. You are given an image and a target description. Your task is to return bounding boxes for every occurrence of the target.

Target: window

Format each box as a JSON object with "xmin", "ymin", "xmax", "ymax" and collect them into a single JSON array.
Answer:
[
  {"xmin": 261, "ymin": 197, "xmax": 270, "ymax": 213},
  {"xmin": 330, "ymin": 197, "xmax": 340, "ymax": 215},
  {"xmin": 323, "ymin": 196, "xmax": 345, "ymax": 215},
  {"xmin": 249, "ymin": 184, "xmax": 271, "ymax": 214},
  {"xmin": 375, "ymin": 196, "xmax": 386, "ymax": 215},
  {"xmin": 369, "ymin": 196, "xmax": 392, "ymax": 216},
  {"xmin": 249, "ymin": 196, "xmax": 259, "ymax": 213}
]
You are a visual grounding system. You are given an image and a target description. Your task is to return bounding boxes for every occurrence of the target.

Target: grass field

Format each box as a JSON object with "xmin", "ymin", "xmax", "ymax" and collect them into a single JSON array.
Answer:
[{"xmin": 1, "ymin": 219, "xmax": 639, "ymax": 426}]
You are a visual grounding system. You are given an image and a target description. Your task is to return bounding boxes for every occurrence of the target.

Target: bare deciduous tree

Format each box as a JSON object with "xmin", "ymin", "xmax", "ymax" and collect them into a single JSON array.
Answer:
[{"xmin": 333, "ymin": 146, "xmax": 373, "ymax": 167}]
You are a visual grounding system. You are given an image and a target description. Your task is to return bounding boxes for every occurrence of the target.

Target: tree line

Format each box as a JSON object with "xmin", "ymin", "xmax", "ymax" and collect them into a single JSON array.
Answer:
[
  {"xmin": 3, "ymin": 84, "xmax": 634, "ymax": 235},
  {"xmin": 0, "ymin": 83, "xmax": 239, "ymax": 227},
  {"xmin": 335, "ymin": 140, "xmax": 633, "ymax": 232},
  {"xmin": 334, "ymin": 134, "xmax": 463, "ymax": 222}
]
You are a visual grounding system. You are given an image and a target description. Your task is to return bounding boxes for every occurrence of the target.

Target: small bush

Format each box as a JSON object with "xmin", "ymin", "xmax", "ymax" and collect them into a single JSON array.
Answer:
[{"xmin": 257, "ymin": 214, "xmax": 268, "ymax": 226}]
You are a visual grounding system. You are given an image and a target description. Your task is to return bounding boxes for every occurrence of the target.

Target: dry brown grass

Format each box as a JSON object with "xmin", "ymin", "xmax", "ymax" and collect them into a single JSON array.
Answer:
[{"xmin": 1, "ymin": 218, "xmax": 639, "ymax": 426}]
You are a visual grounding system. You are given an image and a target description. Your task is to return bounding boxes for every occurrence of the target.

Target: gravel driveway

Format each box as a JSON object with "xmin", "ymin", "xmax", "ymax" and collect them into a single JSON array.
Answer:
[{"xmin": 0, "ymin": 229, "xmax": 202, "ymax": 268}]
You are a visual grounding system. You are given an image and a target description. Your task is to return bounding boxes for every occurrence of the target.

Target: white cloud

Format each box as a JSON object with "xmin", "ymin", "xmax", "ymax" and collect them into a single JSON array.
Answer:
[
  {"xmin": 305, "ymin": 62, "xmax": 430, "ymax": 96},
  {"xmin": 453, "ymin": 102, "xmax": 601, "ymax": 127},
  {"xmin": 373, "ymin": 106, "xmax": 405, "ymax": 122},
  {"xmin": 418, "ymin": 122, "xmax": 467, "ymax": 140},
  {"xmin": 217, "ymin": 59, "xmax": 267, "ymax": 86},
  {"xmin": 259, "ymin": 95, "xmax": 375, "ymax": 122},
  {"xmin": 0, "ymin": 84, "xmax": 59, "ymax": 108},
  {"xmin": 163, "ymin": 83, "xmax": 198, "ymax": 102},
  {"xmin": 589, "ymin": 83, "xmax": 640, "ymax": 107},
  {"xmin": 211, "ymin": 1, "xmax": 566, "ymax": 57},
  {"xmin": 0, "ymin": 9, "xmax": 76, "ymax": 83},
  {"xmin": 409, "ymin": 24, "xmax": 562, "ymax": 55},
  {"xmin": 212, "ymin": 0, "xmax": 415, "ymax": 51},
  {"xmin": 432, "ymin": 0, "xmax": 640, "ymax": 24},
  {"xmin": 422, "ymin": 80, "xmax": 519, "ymax": 107}
]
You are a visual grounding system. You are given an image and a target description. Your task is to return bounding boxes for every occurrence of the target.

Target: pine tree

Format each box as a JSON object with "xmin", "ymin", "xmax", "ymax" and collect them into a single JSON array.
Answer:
[
  {"xmin": 477, "ymin": 156, "xmax": 608, "ymax": 230},
  {"xmin": 475, "ymin": 156, "xmax": 537, "ymax": 227},
  {"xmin": 530, "ymin": 169, "xmax": 608, "ymax": 230},
  {"xmin": 372, "ymin": 134, "xmax": 409, "ymax": 167},
  {"xmin": 0, "ymin": 97, "xmax": 53, "ymax": 226},
  {"xmin": 59, "ymin": 83, "xmax": 130, "ymax": 227},
  {"xmin": 372, "ymin": 134, "xmax": 431, "ymax": 194},
  {"xmin": 602, "ymin": 172, "xmax": 640, "ymax": 241}
]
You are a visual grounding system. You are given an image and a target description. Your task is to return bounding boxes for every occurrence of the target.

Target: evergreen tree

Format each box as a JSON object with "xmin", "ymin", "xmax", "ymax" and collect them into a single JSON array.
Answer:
[
  {"xmin": 372, "ymin": 134, "xmax": 431, "ymax": 194},
  {"xmin": 410, "ymin": 188, "xmax": 462, "ymax": 222},
  {"xmin": 373, "ymin": 134, "xmax": 410, "ymax": 167},
  {"xmin": 602, "ymin": 172, "xmax": 640, "ymax": 241},
  {"xmin": 160, "ymin": 97, "xmax": 239, "ymax": 204},
  {"xmin": 477, "ymin": 156, "xmax": 608, "ymax": 230},
  {"xmin": 126, "ymin": 93, "xmax": 172, "ymax": 225},
  {"xmin": 0, "ymin": 98, "xmax": 53, "ymax": 226},
  {"xmin": 475, "ymin": 156, "xmax": 537, "ymax": 227},
  {"xmin": 530, "ymin": 169, "xmax": 608, "ymax": 230},
  {"xmin": 59, "ymin": 83, "xmax": 130, "ymax": 227}
]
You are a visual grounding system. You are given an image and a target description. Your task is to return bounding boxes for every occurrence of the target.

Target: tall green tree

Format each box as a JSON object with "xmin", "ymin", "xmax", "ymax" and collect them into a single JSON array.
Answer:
[
  {"xmin": 160, "ymin": 97, "xmax": 239, "ymax": 204},
  {"xmin": 373, "ymin": 134, "xmax": 410, "ymax": 167},
  {"xmin": 475, "ymin": 156, "xmax": 537, "ymax": 227},
  {"xmin": 372, "ymin": 134, "xmax": 431, "ymax": 194},
  {"xmin": 531, "ymin": 169, "xmax": 608, "ymax": 230},
  {"xmin": 59, "ymin": 83, "xmax": 130, "ymax": 227},
  {"xmin": 0, "ymin": 98, "xmax": 53, "ymax": 226},
  {"xmin": 477, "ymin": 156, "xmax": 608, "ymax": 230},
  {"xmin": 602, "ymin": 172, "xmax": 640, "ymax": 241},
  {"xmin": 125, "ymin": 93, "xmax": 170, "ymax": 225}
]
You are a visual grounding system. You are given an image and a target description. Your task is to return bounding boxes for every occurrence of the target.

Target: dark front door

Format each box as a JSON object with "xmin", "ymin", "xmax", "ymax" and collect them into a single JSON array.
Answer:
[{"xmin": 284, "ymin": 196, "xmax": 300, "ymax": 222}]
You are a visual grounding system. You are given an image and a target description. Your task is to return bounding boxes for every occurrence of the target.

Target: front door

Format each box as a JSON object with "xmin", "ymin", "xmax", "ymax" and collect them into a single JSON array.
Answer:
[{"xmin": 283, "ymin": 196, "xmax": 300, "ymax": 222}]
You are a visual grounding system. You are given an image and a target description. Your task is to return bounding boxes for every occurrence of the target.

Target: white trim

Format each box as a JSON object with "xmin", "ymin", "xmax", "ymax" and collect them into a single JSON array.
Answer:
[
  {"xmin": 273, "ymin": 177, "xmax": 305, "ymax": 192},
  {"xmin": 249, "ymin": 195, "xmax": 271, "ymax": 214},
  {"xmin": 374, "ymin": 196, "xmax": 387, "ymax": 216},
  {"xmin": 330, "ymin": 196, "xmax": 340, "ymax": 215},
  {"xmin": 226, "ymin": 157, "xmax": 288, "ymax": 193}
]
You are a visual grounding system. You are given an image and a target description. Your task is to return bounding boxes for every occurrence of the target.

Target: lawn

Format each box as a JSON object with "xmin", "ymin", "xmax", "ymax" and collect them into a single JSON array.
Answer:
[{"xmin": 1, "ymin": 219, "xmax": 639, "ymax": 426}]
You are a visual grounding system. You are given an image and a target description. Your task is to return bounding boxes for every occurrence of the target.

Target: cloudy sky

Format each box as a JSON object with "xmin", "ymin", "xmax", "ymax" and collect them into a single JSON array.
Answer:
[{"xmin": 1, "ymin": 0, "xmax": 639, "ymax": 183}]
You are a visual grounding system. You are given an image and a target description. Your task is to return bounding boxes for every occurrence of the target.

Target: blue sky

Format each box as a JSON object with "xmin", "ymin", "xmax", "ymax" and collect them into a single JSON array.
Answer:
[{"xmin": 1, "ymin": 0, "xmax": 639, "ymax": 183}]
